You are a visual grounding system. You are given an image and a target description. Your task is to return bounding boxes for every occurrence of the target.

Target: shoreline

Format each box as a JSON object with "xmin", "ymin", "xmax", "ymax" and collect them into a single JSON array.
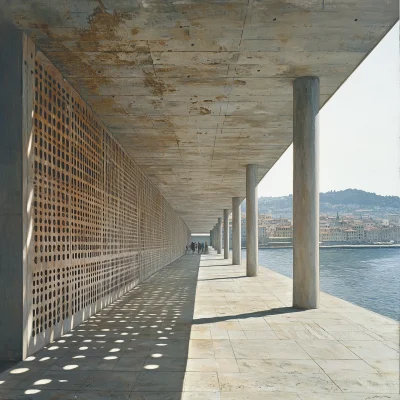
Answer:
[
  {"xmin": 234, "ymin": 251, "xmax": 399, "ymax": 322},
  {"xmin": 240, "ymin": 244, "xmax": 400, "ymax": 249}
]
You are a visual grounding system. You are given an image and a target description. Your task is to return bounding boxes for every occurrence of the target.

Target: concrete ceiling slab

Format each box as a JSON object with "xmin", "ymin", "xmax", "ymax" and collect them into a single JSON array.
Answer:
[{"xmin": 3, "ymin": 0, "xmax": 398, "ymax": 231}]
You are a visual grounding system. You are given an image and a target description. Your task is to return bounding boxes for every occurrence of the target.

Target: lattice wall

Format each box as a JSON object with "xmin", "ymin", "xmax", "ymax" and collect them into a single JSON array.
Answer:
[{"xmin": 26, "ymin": 50, "xmax": 189, "ymax": 355}]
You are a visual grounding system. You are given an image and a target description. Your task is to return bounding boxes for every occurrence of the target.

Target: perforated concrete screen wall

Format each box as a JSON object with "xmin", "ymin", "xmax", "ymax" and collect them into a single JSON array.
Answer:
[{"xmin": 25, "ymin": 40, "xmax": 190, "ymax": 356}]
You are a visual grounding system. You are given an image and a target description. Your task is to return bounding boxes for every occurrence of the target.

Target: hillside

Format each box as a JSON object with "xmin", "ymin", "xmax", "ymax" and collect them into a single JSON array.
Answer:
[{"xmin": 241, "ymin": 189, "xmax": 400, "ymax": 218}]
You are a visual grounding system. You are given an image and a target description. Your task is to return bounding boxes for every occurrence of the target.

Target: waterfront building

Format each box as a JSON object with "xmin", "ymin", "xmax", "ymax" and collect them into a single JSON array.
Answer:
[
  {"xmin": 249, "ymin": 212, "xmax": 400, "ymax": 245},
  {"xmin": 380, "ymin": 226, "xmax": 400, "ymax": 242},
  {"xmin": 388, "ymin": 214, "xmax": 400, "ymax": 225},
  {"xmin": 274, "ymin": 225, "xmax": 293, "ymax": 238},
  {"xmin": 365, "ymin": 227, "xmax": 383, "ymax": 242}
]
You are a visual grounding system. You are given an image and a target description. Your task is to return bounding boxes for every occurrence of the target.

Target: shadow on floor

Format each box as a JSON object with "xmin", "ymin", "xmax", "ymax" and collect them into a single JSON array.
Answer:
[
  {"xmin": 197, "ymin": 262, "xmax": 235, "ymax": 268},
  {"xmin": 198, "ymin": 276, "xmax": 246, "ymax": 281},
  {"xmin": 0, "ymin": 361, "xmax": 18, "ymax": 375},
  {"xmin": 0, "ymin": 255, "xmax": 201, "ymax": 399},
  {"xmin": 193, "ymin": 307, "xmax": 305, "ymax": 325}
]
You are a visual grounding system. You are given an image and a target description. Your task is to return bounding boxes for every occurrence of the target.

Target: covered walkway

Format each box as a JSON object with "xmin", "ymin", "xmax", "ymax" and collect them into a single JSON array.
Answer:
[{"xmin": 0, "ymin": 250, "xmax": 399, "ymax": 399}]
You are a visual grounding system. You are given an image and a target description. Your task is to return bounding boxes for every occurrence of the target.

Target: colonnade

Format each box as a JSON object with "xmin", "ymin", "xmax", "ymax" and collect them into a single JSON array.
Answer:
[{"xmin": 209, "ymin": 76, "xmax": 320, "ymax": 309}]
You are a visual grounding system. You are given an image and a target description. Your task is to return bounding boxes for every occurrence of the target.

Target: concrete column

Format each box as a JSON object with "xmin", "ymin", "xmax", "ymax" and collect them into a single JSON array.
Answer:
[
  {"xmin": 246, "ymin": 164, "xmax": 258, "ymax": 277},
  {"xmin": 217, "ymin": 217, "xmax": 222, "ymax": 254},
  {"xmin": 232, "ymin": 197, "xmax": 242, "ymax": 265},
  {"xmin": 212, "ymin": 226, "xmax": 216, "ymax": 248},
  {"xmin": 0, "ymin": 23, "xmax": 35, "ymax": 360},
  {"xmin": 223, "ymin": 209, "xmax": 229, "ymax": 259},
  {"xmin": 293, "ymin": 76, "xmax": 320, "ymax": 309}
]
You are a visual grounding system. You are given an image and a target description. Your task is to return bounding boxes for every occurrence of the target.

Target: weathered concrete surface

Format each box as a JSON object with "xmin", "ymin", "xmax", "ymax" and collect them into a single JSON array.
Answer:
[
  {"xmin": 223, "ymin": 209, "xmax": 230, "ymax": 259},
  {"xmin": 293, "ymin": 76, "xmax": 320, "ymax": 310},
  {"xmin": 232, "ymin": 197, "xmax": 242, "ymax": 265},
  {"xmin": 246, "ymin": 164, "xmax": 258, "ymax": 277},
  {"xmin": 217, "ymin": 217, "xmax": 222, "ymax": 255},
  {"xmin": 2, "ymin": 0, "xmax": 398, "ymax": 232},
  {"xmin": 0, "ymin": 250, "xmax": 398, "ymax": 398},
  {"xmin": 0, "ymin": 22, "xmax": 24, "ymax": 361}
]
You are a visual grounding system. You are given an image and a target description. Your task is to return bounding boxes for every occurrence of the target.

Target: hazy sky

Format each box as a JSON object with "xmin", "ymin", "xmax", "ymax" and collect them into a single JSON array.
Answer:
[{"xmin": 258, "ymin": 22, "xmax": 400, "ymax": 198}]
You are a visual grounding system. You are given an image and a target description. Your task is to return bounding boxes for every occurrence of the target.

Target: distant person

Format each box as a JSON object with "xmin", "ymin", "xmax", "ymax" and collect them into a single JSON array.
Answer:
[
  {"xmin": 205, "ymin": 242, "xmax": 208, "ymax": 253},
  {"xmin": 191, "ymin": 242, "xmax": 195, "ymax": 254},
  {"xmin": 198, "ymin": 242, "xmax": 201, "ymax": 254}
]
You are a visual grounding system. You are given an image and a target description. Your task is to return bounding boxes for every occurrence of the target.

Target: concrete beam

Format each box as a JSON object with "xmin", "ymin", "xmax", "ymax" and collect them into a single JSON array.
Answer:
[{"xmin": 3, "ymin": 1, "xmax": 396, "ymax": 233}]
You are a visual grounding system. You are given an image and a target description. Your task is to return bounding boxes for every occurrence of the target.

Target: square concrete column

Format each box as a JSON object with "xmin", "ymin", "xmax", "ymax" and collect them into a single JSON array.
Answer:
[
  {"xmin": 246, "ymin": 164, "xmax": 258, "ymax": 276},
  {"xmin": 0, "ymin": 22, "xmax": 35, "ymax": 360},
  {"xmin": 217, "ymin": 217, "xmax": 222, "ymax": 254},
  {"xmin": 213, "ymin": 226, "xmax": 217, "ymax": 250},
  {"xmin": 232, "ymin": 197, "xmax": 242, "ymax": 265},
  {"xmin": 293, "ymin": 76, "xmax": 320, "ymax": 310},
  {"xmin": 213, "ymin": 224, "xmax": 218, "ymax": 250},
  {"xmin": 210, "ymin": 230, "xmax": 213, "ymax": 247},
  {"xmin": 223, "ymin": 209, "xmax": 230, "ymax": 259}
]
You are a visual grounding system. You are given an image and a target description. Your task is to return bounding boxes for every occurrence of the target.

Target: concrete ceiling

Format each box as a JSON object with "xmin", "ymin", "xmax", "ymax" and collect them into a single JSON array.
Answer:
[{"xmin": 3, "ymin": 0, "xmax": 397, "ymax": 232}]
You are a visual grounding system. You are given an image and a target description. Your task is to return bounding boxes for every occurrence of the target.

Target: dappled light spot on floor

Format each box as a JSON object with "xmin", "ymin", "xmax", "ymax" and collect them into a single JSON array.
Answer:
[
  {"xmin": 10, "ymin": 368, "xmax": 29, "ymax": 375},
  {"xmin": 0, "ymin": 255, "xmax": 200, "ymax": 397},
  {"xmin": 109, "ymin": 348, "xmax": 120, "ymax": 353},
  {"xmin": 144, "ymin": 364, "xmax": 159, "ymax": 370},
  {"xmin": 25, "ymin": 389, "xmax": 40, "ymax": 394},
  {"xmin": 33, "ymin": 379, "xmax": 51, "ymax": 385},
  {"xmin": 63, "ymin": 365, "xmax": 78, "ymax": 370}
]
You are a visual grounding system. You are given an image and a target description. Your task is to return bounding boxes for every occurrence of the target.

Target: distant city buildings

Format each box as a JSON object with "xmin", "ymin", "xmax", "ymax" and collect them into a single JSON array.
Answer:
[{"xmin": 227, "ymin": 212, "xmax": 400, "ymax": 246}]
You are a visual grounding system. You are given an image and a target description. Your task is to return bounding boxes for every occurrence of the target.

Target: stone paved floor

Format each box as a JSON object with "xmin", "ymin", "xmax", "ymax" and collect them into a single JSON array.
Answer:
[{"xmin": 0, "ymin": 249, "xmax": 399, "ymax": 399}]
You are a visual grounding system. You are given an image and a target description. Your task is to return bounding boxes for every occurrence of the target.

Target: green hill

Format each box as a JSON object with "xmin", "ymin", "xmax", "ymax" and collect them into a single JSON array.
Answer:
[{"xmin": 241, "ymin": 189, "xmax": 400, "ymax": 217}]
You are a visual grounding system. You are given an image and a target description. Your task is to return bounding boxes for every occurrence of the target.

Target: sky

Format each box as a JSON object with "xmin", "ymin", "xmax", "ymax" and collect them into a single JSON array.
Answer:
[{"xmin": 258, "ymin": 22, "xmax": 400, "ymax": 198}]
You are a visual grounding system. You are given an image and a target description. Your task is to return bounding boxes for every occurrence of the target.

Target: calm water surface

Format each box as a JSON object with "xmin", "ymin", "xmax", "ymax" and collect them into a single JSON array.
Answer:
[{"xmin": 241, "ymin": 248, "xmax": 400, "ymax": 320}]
